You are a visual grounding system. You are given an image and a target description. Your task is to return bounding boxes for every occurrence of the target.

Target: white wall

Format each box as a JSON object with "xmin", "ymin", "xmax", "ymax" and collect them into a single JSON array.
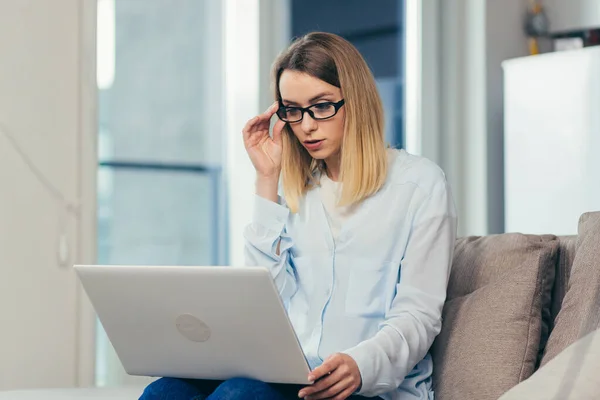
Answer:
[
  {"xmin": 0, "ymin": 0, "xmax": 96, "ymax": 389},
  {"xmin": 544, "ymin": 0, "xmax": 600, "ymax": 33}
]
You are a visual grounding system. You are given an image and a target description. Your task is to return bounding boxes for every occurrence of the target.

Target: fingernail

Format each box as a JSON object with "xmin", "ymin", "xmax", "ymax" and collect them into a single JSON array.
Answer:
[
  {"xmin": 298, "ymin": 391, "xmax": 305, "ymax": 398},
  {"xmin": 308, "ymin": 375, "xmax": 314, "ymax": 381}
]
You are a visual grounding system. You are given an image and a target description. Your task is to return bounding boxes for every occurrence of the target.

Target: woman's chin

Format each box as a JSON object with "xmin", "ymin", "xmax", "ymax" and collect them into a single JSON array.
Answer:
[{"xmin": 305, "ymin": 147, "xmax": 329, "ymax": 159}]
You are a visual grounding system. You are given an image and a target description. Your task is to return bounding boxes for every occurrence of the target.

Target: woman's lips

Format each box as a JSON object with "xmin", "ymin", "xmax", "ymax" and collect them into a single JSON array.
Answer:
[{"xmin": 304, "ymin": 139, "xmax": 324, "ymax": 151}]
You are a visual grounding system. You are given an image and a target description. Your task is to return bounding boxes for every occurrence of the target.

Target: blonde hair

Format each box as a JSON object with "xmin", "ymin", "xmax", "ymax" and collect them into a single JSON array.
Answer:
[{"xmin": 273, "ymin": 32, "xmax": 388, "ymax": 213}]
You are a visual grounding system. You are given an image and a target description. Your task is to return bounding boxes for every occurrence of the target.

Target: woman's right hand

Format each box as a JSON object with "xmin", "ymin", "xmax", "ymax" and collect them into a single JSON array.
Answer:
[{"xmin": 242, "ymin": 102, "xmax": 286, "ymax": 180}]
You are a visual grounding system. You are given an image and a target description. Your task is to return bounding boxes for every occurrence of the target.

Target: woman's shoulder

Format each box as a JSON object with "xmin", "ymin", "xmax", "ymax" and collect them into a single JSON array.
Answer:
[{"xmin": 385, "ymin": 148, "xmax": 448, "ymax": 195}]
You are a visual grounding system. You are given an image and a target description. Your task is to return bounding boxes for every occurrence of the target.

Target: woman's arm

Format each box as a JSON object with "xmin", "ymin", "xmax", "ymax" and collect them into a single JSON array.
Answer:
[
  {"xmin": 243, "ymin": 178, "xmax": 298, "ymax": 303},
  {"xmin": 341, "ymin": 179, "xmax": 457, "ymax": 397},
  {"xmin": 242, "ymin": 104, "xmax": 298, "ymax": 301}
]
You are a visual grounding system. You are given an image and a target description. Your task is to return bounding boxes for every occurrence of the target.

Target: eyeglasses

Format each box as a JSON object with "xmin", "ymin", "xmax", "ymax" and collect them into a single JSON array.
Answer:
[{"xmin": 276, "ymin": 99, "xmax": 345, "ymax": 123}]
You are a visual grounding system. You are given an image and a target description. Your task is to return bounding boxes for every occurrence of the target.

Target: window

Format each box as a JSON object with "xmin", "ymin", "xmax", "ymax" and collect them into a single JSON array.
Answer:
[
  {"xmin": 95, "ymin": 0, "xmax": 226, "ymax": 386},
  {"xmin": 290, "ymin": 0, "xmax": 406, "ymax": 148}
]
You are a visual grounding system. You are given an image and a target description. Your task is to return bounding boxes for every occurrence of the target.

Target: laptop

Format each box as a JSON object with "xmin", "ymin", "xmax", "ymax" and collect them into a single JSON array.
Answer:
[{"xmin": 74, "ymin": 265, "xmax": 311, "ymax": 385}]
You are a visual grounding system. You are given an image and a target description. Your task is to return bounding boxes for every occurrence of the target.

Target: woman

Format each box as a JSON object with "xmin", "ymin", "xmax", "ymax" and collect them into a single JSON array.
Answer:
[{"xmin": 141, "ymin": 32, "xmax": 456, "ymax": 400}]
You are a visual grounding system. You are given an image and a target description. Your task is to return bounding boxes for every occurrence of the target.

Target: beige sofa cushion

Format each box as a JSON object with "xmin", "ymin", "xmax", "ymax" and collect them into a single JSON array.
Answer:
[
  {"xmin": 551, "ymin": 236, "xmax": 578, "ymax": 324},
  {"xmin": 499, "ymin": 328, "xmax": 600, "ymax": 400},
  {"xmin": 431, "ymin": 234, "xmax": 558, "ymax": 400},
  {"xmin": 541, "ymin": 212, "xmax": 600, "ymax": 366}
]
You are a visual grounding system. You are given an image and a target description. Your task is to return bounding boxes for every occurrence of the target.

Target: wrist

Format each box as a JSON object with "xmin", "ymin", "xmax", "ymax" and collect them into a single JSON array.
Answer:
[
  {"xmin": 255, "ymin": 175, "xmax": 280, "ymax": 203},
  {"xmin": 256, "ymin": 171, "xmax": 280, "ymax": 182}
]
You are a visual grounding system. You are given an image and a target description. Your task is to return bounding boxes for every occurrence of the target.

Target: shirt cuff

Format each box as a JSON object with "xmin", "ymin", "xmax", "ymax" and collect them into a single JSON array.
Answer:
[
  {"xmin": 342, "ymin": 343, "xmax": 376, "ymax": 396},
  {"xmin": 252, "ymin": 194, "xmax": 290, "ymax": 232}
]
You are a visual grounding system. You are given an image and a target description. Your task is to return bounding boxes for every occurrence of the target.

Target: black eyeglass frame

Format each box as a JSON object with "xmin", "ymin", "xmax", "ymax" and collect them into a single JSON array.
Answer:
[{"xmin": 276, "ymin": 99, "xmax": 345, "ymax": 123}]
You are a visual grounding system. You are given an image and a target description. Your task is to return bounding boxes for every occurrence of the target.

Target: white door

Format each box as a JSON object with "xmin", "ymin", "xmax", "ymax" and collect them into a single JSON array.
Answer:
[{"xmin": 0, "ymin": 0, "xmax": 96, "ymax": 390}]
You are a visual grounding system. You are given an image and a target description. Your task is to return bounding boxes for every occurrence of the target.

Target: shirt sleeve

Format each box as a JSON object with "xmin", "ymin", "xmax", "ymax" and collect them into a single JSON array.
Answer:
[
  {"xmin": 243, "ymin": 194, "xmax": 298, "ymax": 302},
  {"xmin": 342, "ymin": 178, "xmax": 457, "ymax": 397}
]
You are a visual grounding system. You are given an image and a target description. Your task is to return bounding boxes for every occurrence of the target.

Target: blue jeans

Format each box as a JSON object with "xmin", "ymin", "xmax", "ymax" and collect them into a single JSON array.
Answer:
[{"xmin": 139, "ymin": 377, "xmax": 377, "ymax": 400}]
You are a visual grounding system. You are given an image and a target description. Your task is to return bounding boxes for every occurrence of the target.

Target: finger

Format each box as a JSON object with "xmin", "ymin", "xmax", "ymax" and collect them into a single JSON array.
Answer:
[
  {"xmin": 262, "ymin": 101, "xmax": 280, "ymax": 123},
  {"xmin": 264, "ymin": 101, "xmax": 278, "ymax": 115},
  {"xmin": 245, "ymin": 103, "xmax": 277, "ymax": 135},
  {"xmin": 300, "ymin": 367, "xmax": 344, "ymax": 397},
  {"xmin": 252, "ymin": 110, "xmax": 276, "ymax": 133},
  {"xmin": 306, "ymin": 370, "xmax": 343, "ymax": 396},
  {"xmin": 242, "ymin": 116, "xmax": 259, "ymax": 139},
  {"xmin": 309, "ymin": 355, "xmax": 342, "ymax": 382},
  {"xmin": 272, "ymin": 119, "xmax": 285, "ymax": 145},
  {"xmin": 332, "ymin": 386, "xmax": 356, "ymax": 400},
  {"xmin": 306, "ymin": 377, "xmax": 352, "ymax": 400},
  {"xmin": 255, "ymin": 101, "xmax": 278, "ymax": 122}
]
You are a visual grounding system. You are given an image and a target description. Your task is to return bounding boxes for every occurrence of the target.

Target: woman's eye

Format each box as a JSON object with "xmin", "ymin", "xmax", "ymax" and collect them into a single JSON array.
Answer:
[
  {"xmin": 314, "ymin": 103, "xmax": 332, "ymax": 110},
  {"xmin": 286, "ymin": 108, "xmax": 302, "ymax": 116}
]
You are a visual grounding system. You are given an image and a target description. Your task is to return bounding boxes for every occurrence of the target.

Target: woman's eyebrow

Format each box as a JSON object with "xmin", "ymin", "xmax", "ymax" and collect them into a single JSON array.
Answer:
[
  {"xmin": 282, "ymin": 92, "xmax": 335, "ymax": 106},
  {"xmin": 281, "ymin": 98, "xmax": 300, "ymax": 106},
  {"xmin": 308, "ymin": 92, "xmax": 335, "ymax": 102}
]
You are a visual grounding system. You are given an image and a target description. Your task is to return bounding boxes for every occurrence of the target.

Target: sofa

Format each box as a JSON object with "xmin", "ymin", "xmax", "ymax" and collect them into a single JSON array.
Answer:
[
  {"xmin": 2, "ymin": 212, "xmax": 599, "ymax": 400},
  {"xmin": 431, "ymin": 211, "xmax": 600, "ymax": 400}
]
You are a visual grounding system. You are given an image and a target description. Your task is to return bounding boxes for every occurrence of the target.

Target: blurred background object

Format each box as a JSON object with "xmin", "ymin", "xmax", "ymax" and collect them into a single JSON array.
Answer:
[{"xmin": 525, "ymin": 0, "xmax": 549, "ymax": 55}]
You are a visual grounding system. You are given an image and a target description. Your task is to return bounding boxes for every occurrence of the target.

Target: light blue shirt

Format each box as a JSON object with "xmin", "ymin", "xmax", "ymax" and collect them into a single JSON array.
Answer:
[{"xmin": 244, "ymin": 149, "xmax": 457, "ymax": 399}]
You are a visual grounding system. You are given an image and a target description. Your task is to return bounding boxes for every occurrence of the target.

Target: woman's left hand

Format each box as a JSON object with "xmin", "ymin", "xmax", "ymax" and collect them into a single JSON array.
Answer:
[{"xmin": 298, "ymin": 353, "xmax": 362, "ymax": 400}]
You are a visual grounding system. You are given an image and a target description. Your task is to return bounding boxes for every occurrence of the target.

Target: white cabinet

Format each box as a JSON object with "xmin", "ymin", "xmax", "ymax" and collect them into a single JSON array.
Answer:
[{"xmin": 503, "ymin": 47, "xmax": 600, "ymax": 235}]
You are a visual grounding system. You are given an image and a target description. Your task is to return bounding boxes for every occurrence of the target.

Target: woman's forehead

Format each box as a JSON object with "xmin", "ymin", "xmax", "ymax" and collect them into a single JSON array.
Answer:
[{"xmin": 279, "ymin": 70, "xmax": 341, "ymax": 103}]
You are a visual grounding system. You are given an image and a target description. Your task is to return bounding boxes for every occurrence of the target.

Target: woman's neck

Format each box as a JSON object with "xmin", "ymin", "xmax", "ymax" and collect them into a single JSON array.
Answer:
[{"xmin": 324, "ymin": 155, "xmax": 341, "ymax": 181}]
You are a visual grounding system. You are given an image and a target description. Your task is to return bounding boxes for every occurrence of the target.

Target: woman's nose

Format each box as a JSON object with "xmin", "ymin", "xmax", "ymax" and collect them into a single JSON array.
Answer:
[{"xmin": 301, "ymin": 111, "xmax": 317, "ymax": 133}]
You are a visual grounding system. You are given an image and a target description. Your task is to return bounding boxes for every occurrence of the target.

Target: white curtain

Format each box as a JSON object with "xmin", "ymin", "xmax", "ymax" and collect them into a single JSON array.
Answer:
[{"xmin": 406, "ymin": 0, "xmax": 529, "ymax": 236}]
